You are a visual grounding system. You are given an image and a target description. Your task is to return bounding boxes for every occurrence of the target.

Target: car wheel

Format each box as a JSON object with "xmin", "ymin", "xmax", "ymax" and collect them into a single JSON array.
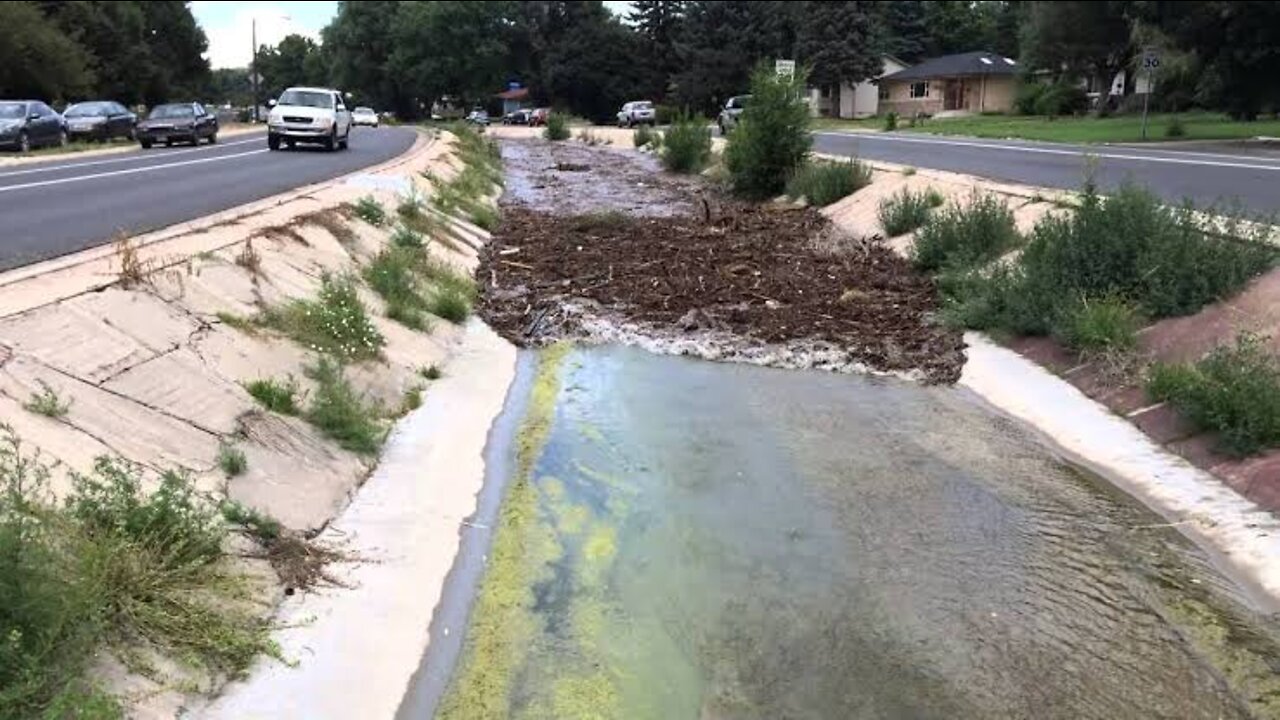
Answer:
[
  {"xmin": 57, "ymin": 130, "xmax": 68, "ymax": 147},
  {"xmin": 127, "ymin": 128, "xmax": 136, "ymax": 141},
  {"xmin": 17, "ymin": 132, "xmax": 29, "ymax": 153},
  {"xmin": 208, "ymin": 133, "xmax": 218, "ymax": 145},
  {"xmin": 285, "ymin": 139, "xmax": 296, "ymax": 150},
  {"xmin": 165, "ymin": 139, "xmax": 173, "ymax": 147},
  {"xmin": 140, "ymin": 139, "xmax": 152, "ymax": 149},
  {"xmin": 338, "ymin": 132, "xmax": 349, "ymax": 150},
  {"xmin": 323, "ymin": 129, "xmax": 336, "ymax": 152},
  {"xmin": 267, "ymin": 134, "xmax": 281, "ymax": 151}
]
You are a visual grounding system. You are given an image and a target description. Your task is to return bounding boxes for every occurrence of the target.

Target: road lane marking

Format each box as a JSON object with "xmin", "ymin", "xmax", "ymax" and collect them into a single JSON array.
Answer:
[
  {"xmin": 0, "ymin": 149, "xmax": 269, "ymax": 193},
  {"xmin": 815, "ymin": 132, "xmax": 1280, "ymax": 172},
  {"xmin": 0, "ymin": 135, "xmax": 265, "ymax": 180}
]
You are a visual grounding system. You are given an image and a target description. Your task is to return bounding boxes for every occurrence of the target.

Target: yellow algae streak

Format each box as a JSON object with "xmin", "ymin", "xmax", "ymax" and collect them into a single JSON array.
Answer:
[{"xmin": 437, "ymin": 345, "xmax": 572, "ymax": 720}]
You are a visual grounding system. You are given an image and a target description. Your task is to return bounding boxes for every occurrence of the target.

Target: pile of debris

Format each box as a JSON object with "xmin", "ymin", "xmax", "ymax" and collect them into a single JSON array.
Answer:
[{"xmin": 478, "ymin": 203, "xmax": 966, "ymax": 384}]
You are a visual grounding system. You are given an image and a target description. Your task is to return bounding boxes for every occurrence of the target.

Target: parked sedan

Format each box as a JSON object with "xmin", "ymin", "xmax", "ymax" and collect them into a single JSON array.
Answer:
[
  {"xmin": 465, "ymin": 109, "xmax": 490, "ymax": 126},
  {"xmin": 136, "ymin": 103, "xmax": 218, "ymax": 148},
  {"xmin": 529, "ymin": 107, "xmax": 551, "ymax": 127},
  {"xmin": 351, "ymin": 106, "xmax": 379, "ymax": 127},
  {"xmin": 616, "ymin": 100, "xmax": 656, "ymax": 127},
  {"xmin": 717, "ymin": 95, "xmax": 750, "ymax": 134},
  {"xmin": 502, "ymin": 109, "xmax": 531, "ymax": 125},
  {"xmin": 0, "ymin": 100, "xmax": 66, "ymax": 152},
  {"xmin": 63, "ymin": 101, "xmax": 136, "ymax": 142}
]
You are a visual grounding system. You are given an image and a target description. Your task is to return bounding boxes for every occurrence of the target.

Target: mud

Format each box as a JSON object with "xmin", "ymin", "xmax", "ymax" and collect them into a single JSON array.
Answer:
[
  {"xmin": 498, "ymin": 138, "xmax": 700, "ymax": 217},
  {"xmin": 481, "ymin": 139, "xmax": 966, "ymax": 384}
]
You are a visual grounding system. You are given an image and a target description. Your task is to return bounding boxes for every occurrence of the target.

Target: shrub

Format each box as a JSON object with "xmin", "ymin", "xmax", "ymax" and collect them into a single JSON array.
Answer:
[
  {"xmin": 544, "ymin": 113, "xmax": 570, "ymax": 141},
  {"xmin": 353, "ymin": 196, "xmax": 387, "ymax": 227},
  {"xmin": 913, "ymin": 193, "xmax": 1021, "ymax": 271},
  {"xmin": 883, "ymin": 111, "xmax": 898, "ymax": 131},
  {"xmin": 217, "ymin": 443, "xmax": 248, "ymax": 477},
  {"xmin": 1014, "ymin": 82, "xmax": 1047, "ymax": 116},
  {"xmin": 428, "ymin": 285, "xmax": 473, "ymax": 324},
  {"xmin": 1034, "ymin": 82, "xmax": 1089, "ymax": 117},
  {"xmin": 660, "ymin": 112, "xmax": 712, "ymax": 173},
  {"xmin": 878, "ymin": 187, "xmax": 942, "ymax": 236},
  {"xmin": 938, "ymin": 184, "xmax": 1276, "ymax": 337},
  {"xmin": 724, "ymin": 63, "xmax": 812, "ymax": 200},
  {"xmin": 785, "ymin": 159, "xmax": 871, "ymax": 206},
  {"xmin": 304, "ymin": 357, "xmax": 385, "ymax": 455},
  {"xmin": 391, "ymin": 224, "xmax": 425, "ymax": 249},
  {"xmin": 363, "ymin": 248, "xmax": 474, "ymax": 327},
  {"xmin": 220, "ymin": 501, "xmax": 282, "ymax": 543},
  {"xmin": 261, "ymin": 273, "xmax": 384, "ymax": 361},
  {"xmin": 654, "ymin": 104, "xmax": 677, "ymax": 125},
  {"xmin": 633, "ymin": 124, "xmax": 657, "ymax": 148},
  {"xmin": 24, "ymin": 381, "xmax": 71, "ymax": 418},
  {"xmin": 1165, "ymin": 115, "xmax": 1186, "ymax": 138},
  {"xmin": 244, "ymin": 377, "xmax": 300, "ymax": 415},
  {"xmin": 397, "ymin": 191, "xmax": 425, "ymax": 220},
  {"xmin": 1148, "ymin": 334, "xmax": 1280, "ymax": 456},
  {"xmin": 1056, "ymin": 296, "xmax": 1141, "ymax": 353},
  {"xmin": 421, "ymin": 364, "xmax": 443, "ymax": 380}
]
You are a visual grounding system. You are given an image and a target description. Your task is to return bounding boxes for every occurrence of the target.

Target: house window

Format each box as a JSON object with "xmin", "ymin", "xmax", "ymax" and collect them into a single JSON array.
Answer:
[
  {"xmin": 910, "ymin": 82, "xmax": 929, "ymax": 99},
  {"xmin": 878, "ymin": 85, "xmax": 889, "ymax": 101}
]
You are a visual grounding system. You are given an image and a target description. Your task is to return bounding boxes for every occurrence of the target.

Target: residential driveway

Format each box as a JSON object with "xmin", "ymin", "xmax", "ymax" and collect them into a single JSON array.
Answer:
[{"xmin": 814, "ymin": 131, "xmax": 1280, "ymax": 214}]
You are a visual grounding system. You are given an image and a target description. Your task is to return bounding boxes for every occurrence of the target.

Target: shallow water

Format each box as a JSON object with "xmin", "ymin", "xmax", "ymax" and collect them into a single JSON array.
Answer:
[{"xmin": 434, "ymin": 345, "xmax": 1280, "ymax": 719}]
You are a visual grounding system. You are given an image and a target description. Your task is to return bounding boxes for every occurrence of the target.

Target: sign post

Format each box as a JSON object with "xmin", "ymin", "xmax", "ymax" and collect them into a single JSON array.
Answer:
[
  {"xmin": 1140, "ymin": 47, "xmax": 1160, "ymax": 141},
  {"xmin": 775, "ymin": 59, "xmax": 796, "ymax": 81}
]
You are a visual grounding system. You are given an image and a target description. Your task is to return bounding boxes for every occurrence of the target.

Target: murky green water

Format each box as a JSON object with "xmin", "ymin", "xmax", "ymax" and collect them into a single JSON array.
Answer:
[{"xmin": 436, "ymin": 345, "xmax": 1280, "ymax": 720}]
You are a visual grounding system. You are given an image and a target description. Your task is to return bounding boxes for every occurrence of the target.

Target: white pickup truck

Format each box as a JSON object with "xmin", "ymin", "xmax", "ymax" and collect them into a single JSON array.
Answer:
[{"xmin": 267, "ymin": 86, "xmax": 352, "ymax": 151}]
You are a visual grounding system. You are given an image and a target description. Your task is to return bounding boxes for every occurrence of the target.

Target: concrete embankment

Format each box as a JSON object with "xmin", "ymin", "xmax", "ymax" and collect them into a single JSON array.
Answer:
[{"xmin": 0, "ymin": 127, "xmax": 508, "ymax": 715}]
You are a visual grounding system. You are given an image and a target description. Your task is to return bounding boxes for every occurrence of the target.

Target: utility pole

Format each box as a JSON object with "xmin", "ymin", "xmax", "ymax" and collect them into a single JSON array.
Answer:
[{"xmin": 251, "ymin": 18, "xmax": 259, "ymax": 123}]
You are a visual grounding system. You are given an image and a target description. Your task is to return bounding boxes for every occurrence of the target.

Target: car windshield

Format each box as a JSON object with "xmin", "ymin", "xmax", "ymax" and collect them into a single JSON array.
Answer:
[
  {"xmin": 65, "ymin": 102, "xmax": 113, "ymax": 117},
  {"xmin": 0, "ymin": 103, "xmax": 26, "ymax": 120},
  {"xmin": 150, "ymin": 105, "xmax": 194, "ymax": 119},
  {"xmin": 635, "ymin": 102, "xmax": 653, "ymax": 110},
  {"xmin": 354, "ymin": 107, "xmax": 374, "ymax": 114},
  {"xmin": 278, "ymin": 90, "xmax": 333, "ymax": 109}
]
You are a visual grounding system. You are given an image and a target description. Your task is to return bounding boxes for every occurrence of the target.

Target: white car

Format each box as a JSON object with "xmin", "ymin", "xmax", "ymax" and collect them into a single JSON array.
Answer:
[
  {"xmin": 616, "ymin": 100, "xmax": 656, "ymax": 127},
  {"xmin": 352, "ymin": 107, "xmax": 379, "ymax": 127},
  {"xmin": 266, "ymin": 86, "xmax": 352, "ymax": 151}
]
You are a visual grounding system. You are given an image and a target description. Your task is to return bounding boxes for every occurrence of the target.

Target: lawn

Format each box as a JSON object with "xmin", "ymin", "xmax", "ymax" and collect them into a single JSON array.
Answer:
[
  {"xmin": 1, "ymin": 137, "xmax": 137, "ymax": 160},
  {"xmin": 816, "ymin": 111, "xmax": 1280, "ymax": 144}
]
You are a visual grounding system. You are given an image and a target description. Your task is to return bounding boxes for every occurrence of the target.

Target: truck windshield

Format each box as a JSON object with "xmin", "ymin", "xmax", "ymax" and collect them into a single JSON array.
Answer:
[{"xmin": 278, "ymin": 90, "xmax": 333, "ymax": 109}]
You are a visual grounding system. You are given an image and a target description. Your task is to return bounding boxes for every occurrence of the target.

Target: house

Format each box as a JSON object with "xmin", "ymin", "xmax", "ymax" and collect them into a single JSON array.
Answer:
[
  {"xmin": 878, "ymin": 51, "xmax": 1020, "ymax": 116},
  {"xmin": 494, "ymin": 86, "xmax": 529, "ymax": 116},
  {"xmin": 808, "ymin": 56, "xmax": 908, "ymax": 119}
]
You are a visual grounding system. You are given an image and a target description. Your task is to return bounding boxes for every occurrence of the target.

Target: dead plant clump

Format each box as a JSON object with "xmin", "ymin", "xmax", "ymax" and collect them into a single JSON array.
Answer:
[
  {"xmin": 480, "ymin": 204, "xmax": 966, "ymax": 383},
  {"xmin": 113, "ymin": 232, "xmax": 184, "ymax": 290},
  {"xmin": 304, "ymin": 207, "xmax": 359, "ymax": 247},
  {"xmin": 260, "ymin": 533, "xmax": 352, "ymax": 595},
  {"xmin": 235, "ymin": 238, "xmax": 262, "ymax": 273},
  {"xmin": 261, "ymin": 225, "xmax": 308, "ymax": 246}
]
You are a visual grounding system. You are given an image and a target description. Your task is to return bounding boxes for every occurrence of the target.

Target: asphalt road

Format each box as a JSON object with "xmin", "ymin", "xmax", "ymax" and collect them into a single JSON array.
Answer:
[
  {"xmin": 814, "ymin": 131, "xmax": 1280, "ymax": 214},
  {"xmin": 0, "ymin": 126, "xmax": 417, "ymax": 272}
]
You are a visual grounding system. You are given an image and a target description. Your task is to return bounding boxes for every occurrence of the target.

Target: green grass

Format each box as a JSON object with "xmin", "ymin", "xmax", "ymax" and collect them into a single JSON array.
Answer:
[
  {"xmin": 23, "ymin": 381, "xmax": 71, "ymax": 418},
  {"xmin": 0, "ymin": 436, "xmax": 278, "ymax": 718},
  {"xmin": 244, "ymin": 377, "xmax": 300, "ymax": 415},
  {"xmin": 878, "ymin": 187, "xmax": 945, "ymax": 236},
  {"xmin": 303, "ymin": 357, "xmax": 386, "ymax": 455},
  {"xmin": 352, "ymin": 196, "xmax": 388, "ymax": 227},
  {"xmin": 363, "ymin": 246, "xmax": 475, "ymax": 328},
  {"xmin": 216, "ymin": 443, "xmax": 248, "ymax": 478},
  {"xmin": 633, "ymin": 125, "xmax": 658, "ymax": 148},
  {"xmin": 430, "ymin": 126, "xmax": 503, "ymax": 232},
  {"xmin": 397, "ymin": 386, "xmax": 424, "ymax": 416},
  {"xmin": 260, "ymin": 273, "xmax": 385, "ymax": 361},
  {"xmin": 219, "ymin": 501, "xmax": 282, "ymax": 543},
  {"xmin": 913, "ymin": 192, "xmax": 1021, "ymax": 272},
  {"xmin": 824, "ymin": 111, "xmax": 1280, "ymax": 144},
  {"xmin": 785, "ymin": 159, "xmax": 872, "ymax": 206},
  {"xmin": 811, "ymin": 117, "xmax": 884, "ymax": 132},
  {"xmin": 1056, "ymin": 296, "xmax": 1142, "ymax": 353},
  {"xmin": 390, "ymin": 224, "xmax": 425, "ymax": 249},
  {"xmin": 1148, "ymin": 333, "xmax": 1280, "ymax": 456}
]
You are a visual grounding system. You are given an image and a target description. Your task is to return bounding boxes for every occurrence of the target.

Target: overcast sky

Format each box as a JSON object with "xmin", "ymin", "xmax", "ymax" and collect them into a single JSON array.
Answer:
[{"xmin": 193, "ymin": 1, "xmax": 634, "ymax": 70}]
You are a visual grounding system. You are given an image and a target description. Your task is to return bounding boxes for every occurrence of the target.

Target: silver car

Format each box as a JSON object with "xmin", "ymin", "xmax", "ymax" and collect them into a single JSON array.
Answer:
[
  {"xmin": 616, "ymin": 101, "xmax": 656, "ymax": 127},
  {"xmin": 717, "ymin": 95, "xmax": 751, "ymax": 134}
]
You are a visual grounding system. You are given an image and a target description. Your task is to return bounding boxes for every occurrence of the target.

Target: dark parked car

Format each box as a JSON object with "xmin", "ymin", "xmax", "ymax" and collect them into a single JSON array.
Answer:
[
  {"xmin": 0, "ymin": 100, "xmax": 66, "ymax": 152},
  {"xmin": 63, "ymin": 101, "xmax": 137, "ymax": 142},
  {"xmin": 502, "ymin": 109, "xmax": 531, "ymax": 125},
  {"xmin": 136, "ymin": 103, "xmax": 218, "ymax": 148}
]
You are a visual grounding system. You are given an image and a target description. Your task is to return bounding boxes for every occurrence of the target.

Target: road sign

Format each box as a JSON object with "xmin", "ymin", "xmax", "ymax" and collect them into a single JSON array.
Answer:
[
  {"xmin": 1142, "ymin": 47, "xmax": 1161, "ymax": 70},
  {"xmin": 775, "ymin": 59, "xmax": 796, "ymax": 80}
]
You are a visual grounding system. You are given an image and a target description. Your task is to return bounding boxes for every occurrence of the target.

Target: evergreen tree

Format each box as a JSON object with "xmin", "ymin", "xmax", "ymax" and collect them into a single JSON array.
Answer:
[
  {"xmin": 877, "ymin": 0, "xmax": 929, "ymax": 63},
  {"xmin": 797, "ymin": 1, "xmax": 883, "ymax": 118},
  {"xmin": 629, "ymin": 0, "xmax": 686, "ymax": 99}
]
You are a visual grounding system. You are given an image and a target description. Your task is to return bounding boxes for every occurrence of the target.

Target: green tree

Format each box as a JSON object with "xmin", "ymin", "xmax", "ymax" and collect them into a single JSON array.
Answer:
[
  {"xmin": 37, "ymin": 1, "xmax": 150, "ymax": 104},
  {"xmin": 1137, "ymin": 1, "xmax": 1280, "ymax": 120},
  {"xmin": 1021, "ymin": 1, "xmax": 1133, "ymax": 85},
  {"xmin": 876, "ymin": 0, "xmax": 929, "ymax": 63},
  {"xmin": 0, "ymin": 2, "xmax": 92, "ymax": 101},
  {"xmin": 673, "ymin": 1, "xmax": 799, "ymax": 114},
  {"xmin": 922, "ymin": 0, "xmax": 1000, "ymax": 57},
  {"xmin": 207, "ymin": 68, "xmax": 252, "ymax": 107},
  {"xmin": 138, "ymin": 1, "xmax": 210, "ymax": 104},
  {"xmin": 629, "ymin": 0, "xmax": 686, "ymax": 99},
  {"xmin": 324, "ymin": 1, "xmax": 406, "ymax": 115},
  {"xmin": 538, "ymin": 1, "xmax": 645, "ymax": 122},
  {"xmin": 797, "ymin": 1, "xmax": 882, "ymax": 118},
  {"xmin": 724, "ymin": 63, "xmax": 812, "ymax": 200},
  {"xmin": 258, "ymin": 34, "xmax": 328, "ymax": 101},
  {"xmin": 389, "ymin": 1, "xmax": 513, "ymax": 114}
]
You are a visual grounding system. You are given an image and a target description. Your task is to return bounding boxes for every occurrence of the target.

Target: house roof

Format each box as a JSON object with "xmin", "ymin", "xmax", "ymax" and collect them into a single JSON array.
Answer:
[
  {"xmin": 495, "ymin": 87, "xmax": 529, "ymax": 100},
  {"xmin": 883, "ymin": 51, "xmax": 1019, "ymax": 81}
]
